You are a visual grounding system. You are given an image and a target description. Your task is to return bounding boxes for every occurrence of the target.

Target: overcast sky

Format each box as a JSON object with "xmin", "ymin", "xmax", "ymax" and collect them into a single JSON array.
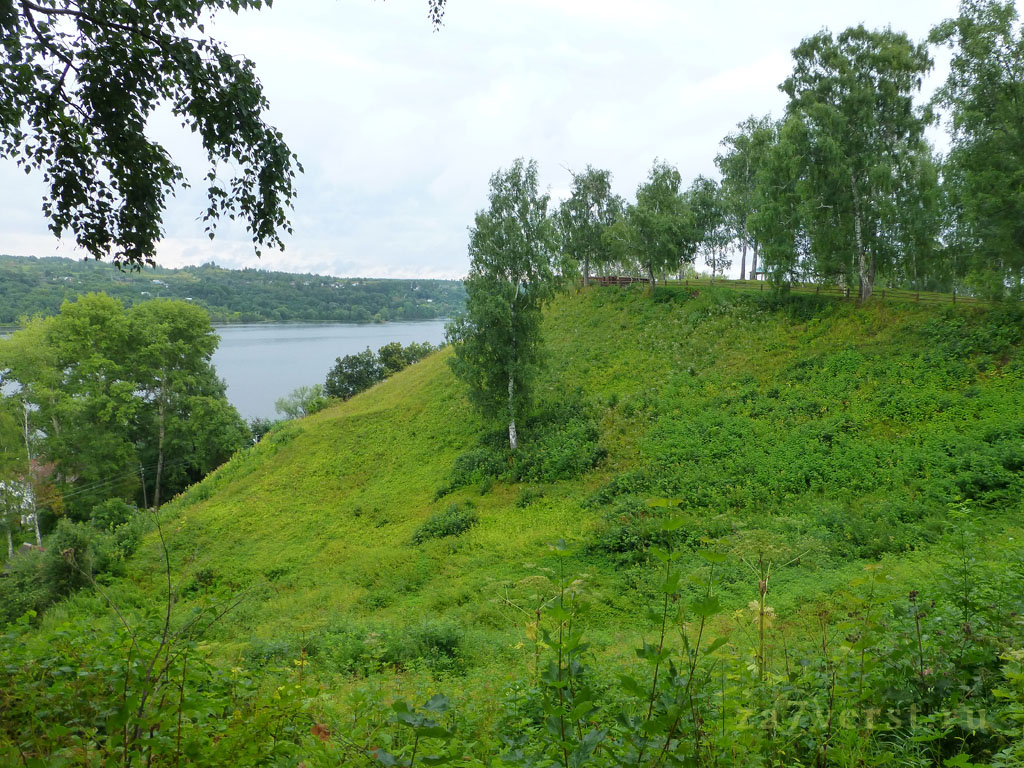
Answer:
[{"xmin": 0, "ymin": 0, "xmax": 967, "ymax": 279}]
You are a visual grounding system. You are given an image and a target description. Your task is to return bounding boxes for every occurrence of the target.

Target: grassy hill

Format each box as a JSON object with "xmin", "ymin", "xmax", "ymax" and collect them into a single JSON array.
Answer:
[
  {"xmin": 118, "ymin": 287, "xmax": 1024, "ymax": 678},
  {"xmin": 9, "ymin": 285, "xmax": 1024, "ymax": 766}
]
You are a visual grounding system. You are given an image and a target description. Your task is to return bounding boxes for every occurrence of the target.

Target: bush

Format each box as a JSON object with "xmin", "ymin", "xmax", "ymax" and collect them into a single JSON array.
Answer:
[
  {"xmin": 439, "ymin": 397, "xmax": 605, "ymax": 495},
  {"xmin": 89, "ymin": 498, "xmax": 137, "ymax": 531},
  {"xmin": 412, "ymin": 502, "xmax": 479, "ymax": 544},
  {"xmin": 516, "ymin": 487, "xmax": 544, "ymax": 508},
  {"xmin": 0, "ymin": 552, "xmax": 53, "ymax": 626}
]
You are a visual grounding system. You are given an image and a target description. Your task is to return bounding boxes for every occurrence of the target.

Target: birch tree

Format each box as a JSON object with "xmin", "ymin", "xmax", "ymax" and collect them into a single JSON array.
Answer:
[
  {"xmin": 447, "ymin": 158, "xmax": 558, "ymax": 451},
  {"xmin": 931, "ymin": 0, "xmax": 1024, "ymax": 297},
  {"xmin": 557, "ymin": 166, "xmax": 623, "ymax": 285},
  {"xmin": 779, "ymin": 26, "xmax": 936, "ymax": 301},
  {"xmin": 624, "ymin": 160, "xmax": 699, "ymax": 289},
  {"xmin": 687, "ymin": 176, "xmax": 729, "ymax": 282},
  {"xmin": 716, "ymin": 116, "xmax": 777, "ymax": 280}
]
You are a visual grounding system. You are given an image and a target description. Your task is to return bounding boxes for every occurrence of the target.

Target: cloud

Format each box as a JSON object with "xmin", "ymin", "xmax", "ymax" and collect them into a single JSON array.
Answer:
[{"xmin": 0, "ymin": 0, "xmax": 962, "ymax": 279}]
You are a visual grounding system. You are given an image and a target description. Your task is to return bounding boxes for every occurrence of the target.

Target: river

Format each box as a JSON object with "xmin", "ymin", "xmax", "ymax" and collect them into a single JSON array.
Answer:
[{"xmin": 211, "ymin": 320, "xmax": 449, "ymax": 421}]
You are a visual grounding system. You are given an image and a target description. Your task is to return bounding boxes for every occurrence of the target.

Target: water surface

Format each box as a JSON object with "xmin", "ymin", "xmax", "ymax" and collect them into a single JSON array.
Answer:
[{"xmin": 212, "ymin": 320, "xmax": 448, "ymax": 421}]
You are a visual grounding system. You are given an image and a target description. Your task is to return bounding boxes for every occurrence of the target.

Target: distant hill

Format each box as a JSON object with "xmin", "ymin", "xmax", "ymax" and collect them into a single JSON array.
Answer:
[{"xmin": 0, "ymin": 254, "xmax": 466, "ymax": 323}]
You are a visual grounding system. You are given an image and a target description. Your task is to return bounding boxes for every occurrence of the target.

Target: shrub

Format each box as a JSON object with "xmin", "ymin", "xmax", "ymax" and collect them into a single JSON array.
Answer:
[
  {"xmin": 439, "ymin": 397, "xmax": 605, "ymax": 494},
  {"xmin": 516, "ymin": 487, "xmax": 544, "ymax": 508},
  {"xmin": 41, "ymin": 519, "xmax": 104, "ymax": 596},
  {"xmin": 89, "ymin": 498, "xmax": 137, "ymax": 531},
  {"xmin": 0, "ymin": 553, "xmax": 53, "ymax": 626},
  {"xmin": 412, "ymin": 502, "xmax": 479, "ymax": 544}
]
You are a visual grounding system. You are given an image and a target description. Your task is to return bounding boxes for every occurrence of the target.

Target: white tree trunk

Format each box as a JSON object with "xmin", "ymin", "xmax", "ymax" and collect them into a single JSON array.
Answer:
[
  {"xmin": 507, "ymin": 373, "xmax": 517, "ymax": 451},
  {"xmin": 583, "ymin": 254, "xmax": 590, "ymax": 287},
  {"xmin": 6, "ymin": 526, "xmax": 12, "ymax": 559},
  {"xmin": 22, "ymin": 402, "xmax": 41, "ymax": 545},
  {"xmin": 851, "ymin": 173, "xmax": 873, "ymax": 303},
  {"xmin": 740, "ymin": 239, "xmax": 748, "ymax": 281}
]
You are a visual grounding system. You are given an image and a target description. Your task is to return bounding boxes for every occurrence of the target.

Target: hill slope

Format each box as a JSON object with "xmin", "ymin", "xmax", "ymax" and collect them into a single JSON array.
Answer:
[
  {"xmin": 8, "ymin": 285, "xmax": 1024, "ymax": 766},
  {"xmin": 130, "ymin": 286, "xmax": 1024, "ymax": 662}
]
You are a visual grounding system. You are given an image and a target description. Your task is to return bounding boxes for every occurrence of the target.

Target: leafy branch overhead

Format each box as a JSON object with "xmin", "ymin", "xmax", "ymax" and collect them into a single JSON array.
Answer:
[{"xmin": 0, "ymin": 0, "xmax": 446, "ymax": 268}]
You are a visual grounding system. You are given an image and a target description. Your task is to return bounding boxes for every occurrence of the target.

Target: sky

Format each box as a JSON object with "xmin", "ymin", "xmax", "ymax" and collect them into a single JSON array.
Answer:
[{"xmin": 0, "ymin": 0, "xmax": 968, "ymax": 279}]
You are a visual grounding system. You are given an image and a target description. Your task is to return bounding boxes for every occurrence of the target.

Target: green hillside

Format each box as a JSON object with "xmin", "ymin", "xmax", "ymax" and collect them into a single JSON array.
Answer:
[
  {"xmin": 0, "ymin": 254, "xmax": 466, "ymax": 323},
  {"xmin": 6, "ymin": 286, "xmax": 1024, "ymax": 766},
  {"xmin": 144, "ymin": 286, "xmax": 1024, "ymax": 637}
]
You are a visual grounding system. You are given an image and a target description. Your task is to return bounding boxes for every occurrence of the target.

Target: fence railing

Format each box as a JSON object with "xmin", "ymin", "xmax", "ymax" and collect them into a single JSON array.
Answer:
[{"xmin": 588, "ymin": 276, "xmax": 979, "ymax": 306}]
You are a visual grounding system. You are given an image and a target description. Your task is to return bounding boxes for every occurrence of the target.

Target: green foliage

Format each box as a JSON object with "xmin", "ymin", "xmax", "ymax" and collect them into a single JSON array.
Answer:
[
  {"xmin": 0, "ymin": 551, "xmax": 52, "ymax": 626},
  {"xmin": 931, "ymin": 1, "xmax": 1024, "ymax": 299},
  {"xmin": 447, "ymin": 158, "xmax": 559, "ymax": 450},
  {"xmin": 0, "ymin": 255, "xmax": 467, "ymax": 324},
  {"xmin": 325, "ymin": 341, "xmax": 437, "ymax": 401},
  {"xmin": 0, "ymin": 610, "xmax": 326, "ymax": 766},
  {"xmin": 715, "ymin": 114, "xmax": 777, "ymax": 280},
  {"xmin": 763, "ymin": 25, "xmax": 938, "ymax": 299},
  {"xmin": 0, "ymin": 294, "xmax": 248, "ymax": 517},
  {"xmin": 247, "ymin": 416, "xmax": 280, "ymax": 442},
  {"xmin": 516, "ymin": 487, "xmax": 544, "ymax": 508},
  {"xmin": 4, "ymin": 287, "xmax": 1020, "ymax": 765},
  {"xmin": 89, "ymin": 498, "xmax": 137, "ymax": 531},
  {"xmin": 275, "ymin": 384, "xmax": 328, "ymax": 420},
  {"xmin": 412, "ymin": 502, "xmax": 479, "ymax": 545},
  {"xmin": 0, "ymin": 0, "xmax": 300, "ymax": 266},
  {"xmin": 439, "ymin": 398, "xmax": 605, "ymax": 494},
  {"xmin": 557, "ymin": 166, "xmax": 624, "ymax": 282},
  {"xmin": 606, "ymin": 160, "xmax": 700, "ymax": 286}
]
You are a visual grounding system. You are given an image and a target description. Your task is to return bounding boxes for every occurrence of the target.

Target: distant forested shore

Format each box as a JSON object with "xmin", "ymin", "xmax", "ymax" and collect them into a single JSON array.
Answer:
[{"xmin": 0, "ymin": 254, "xmax": 466, "ymax": 324}]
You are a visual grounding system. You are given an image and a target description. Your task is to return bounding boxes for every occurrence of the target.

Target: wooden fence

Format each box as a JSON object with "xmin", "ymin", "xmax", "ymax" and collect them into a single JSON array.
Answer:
[{"xmin": 588, "ymin": 276, "xmax": 980, "ymax": 306}]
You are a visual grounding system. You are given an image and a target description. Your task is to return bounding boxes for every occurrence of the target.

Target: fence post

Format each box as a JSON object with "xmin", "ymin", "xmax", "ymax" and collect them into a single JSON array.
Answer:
[
  {"xmin": 760, "ymin": 281, "xmax": 764, "ymax": 293},
  {"xmin": 882, "ymin": 289, "xmax": 885, "ymax": 300},
  {"xmin": 916, "ymin": 291, "xmax": 920, "ymax": 303},
  {"xmin": 953, "ymin": 289, "xmax": 956, "ymax": 305}
]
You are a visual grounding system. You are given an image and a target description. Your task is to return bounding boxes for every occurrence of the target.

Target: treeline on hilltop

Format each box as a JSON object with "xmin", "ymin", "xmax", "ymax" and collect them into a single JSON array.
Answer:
[
  {"xmin": 544, "ymin": 2, "xmax": 1024, "ymax": 303},
  {"xmin": 0, "ymin": 255, "xmax": 467, "ymax": 324}
]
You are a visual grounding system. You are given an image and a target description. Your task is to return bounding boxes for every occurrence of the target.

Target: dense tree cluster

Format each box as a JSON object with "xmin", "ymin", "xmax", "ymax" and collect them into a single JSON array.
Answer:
[
  {"xmin": 324, "ymin": 340, "xmax": 437, "ymax": 401},
  {"xmin": 0, "ymin": 294, "xmax": 248, "ymax": 527},
  {"xmin": 463, "ymin": 2, "xmax": 1024, "ymax": 305},
  {"xmin": 0, "ymin": 255, "xmax": 467, "ymax": 324}
]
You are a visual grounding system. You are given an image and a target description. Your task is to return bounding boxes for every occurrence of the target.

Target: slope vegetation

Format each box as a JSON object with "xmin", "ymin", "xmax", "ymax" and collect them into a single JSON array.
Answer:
[{"xmin": 132, "ymin": 286, "xmax": 1024, "ymax": 666}]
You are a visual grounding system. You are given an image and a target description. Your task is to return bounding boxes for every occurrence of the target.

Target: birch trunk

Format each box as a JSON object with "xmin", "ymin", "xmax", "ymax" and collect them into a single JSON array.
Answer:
[
  {"xmin": 740, "ymin": 240, "xmax": 748, "ymax": 281},
  {"xmin": 750, "ymin": 247, "xmax": 758, "ymax": 281},
  {"xmin": 851, "ymin": 173, "xmax": 873, "ymax": 303},
  {"xmin": 583, "ymin": 254, "xmax": 590, "ymax": 287},
  {"xmin": 6, "ymin": 526, "xmax": 12, "ymax": 559},
  {"xmin": 507, "ymin": 373, "xmax": 517, "ymax": 451},
  {"xmin": 647, "ymin": 262, "xmax": 656, "ymax": 290},
  {"xmin": 22, "ymin": 402, "xmax": 40, "ymax": 545}
]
